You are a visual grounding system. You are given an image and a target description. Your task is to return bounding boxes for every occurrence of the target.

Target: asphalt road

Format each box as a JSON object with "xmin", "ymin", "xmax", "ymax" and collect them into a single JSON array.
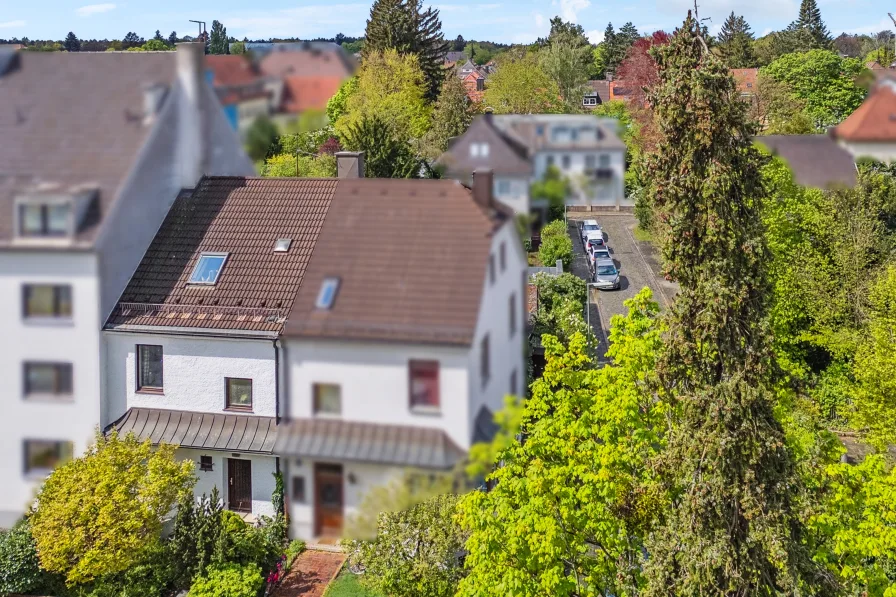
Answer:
[{"xmin": 567, "ymin": 214, "xmax": 677, "ymax": 361}]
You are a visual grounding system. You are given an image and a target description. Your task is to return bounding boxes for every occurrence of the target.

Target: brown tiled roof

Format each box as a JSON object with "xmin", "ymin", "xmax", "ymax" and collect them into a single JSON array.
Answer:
[
  {"xmin": 259, "ymin": 48, "xmax": 353, "ymax": 79},
  {"xmin": 109, "ymin": 176, "xmax": 504, "ymax": 343},
  {"xmin": 284, "ymin": 178, "xmax": 502, "ymax": 345},
  {"xmin": 0, "ymin": 51, "xmax": 176, "ymax": 244},
  {"xmin": 280, "ymin": 75, "xmax": 345, "ymax": 113},
  {"xmin": 730, "ymin": 68, "xmax": 758, "ymax": 95},
  {"xmin": 833, "ymin": 82, "xmax": 896, "ymax": 143},
  {"xmin": 587, "ymin": 80, "xmax": 611, "ymax": 103},
  {"xmin": 757, "ymin": 135, "xmax": 857, "ymax": 189},
  {"xmin": 107, "ymin": 177, "xmax": 337, "ymax": 333},
  {"xmin": 438, "ymin": 114, "xmax": 532, "ymax": 178},
  {"xmin": 205, "ymin": 55, "xmax": 262, "ymax": 87}
]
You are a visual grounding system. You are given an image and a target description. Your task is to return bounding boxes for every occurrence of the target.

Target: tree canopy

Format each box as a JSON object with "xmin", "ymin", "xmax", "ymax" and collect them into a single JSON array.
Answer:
[
  {"xmin": 787, "ymin": 0, "xmax": 832, "ymax": 50},
  {"xmin": 482, "ymin": 50, "xmax": 560, "ymax": 114},
  {"xmin": 717, "ymin": 12, "xmax": 755, "ymax": 68},
  {"xmin": 209, "ymin": 20, "xmax": 228, "ymax": 55}
]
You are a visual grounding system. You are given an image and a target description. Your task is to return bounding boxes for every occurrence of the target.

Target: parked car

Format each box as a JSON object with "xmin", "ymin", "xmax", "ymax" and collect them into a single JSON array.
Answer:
[
  {"xmin": 593, "ymin": 259, "xmax": 620, "ymax": 290},
  {"xmin": 585, "ymin": 232, "xmax": 606, "ymax": 252},
  {"xmin": 589, "ymin": 246, "xmax": 611, "ymax": 269},
  {"xmin": 579, "ymin": 219, "xmax": 601, "ymax": 245}
]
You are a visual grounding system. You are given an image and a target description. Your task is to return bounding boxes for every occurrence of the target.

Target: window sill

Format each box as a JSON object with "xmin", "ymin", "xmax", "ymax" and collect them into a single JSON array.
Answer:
[
  {"xmin": 24, "ymin": 393, "xmax": 75, "ymax": 404},
  {"xmin": 225, "ymin": 407, "xmax": 254, "ymax": 414},
  {"xmin": 136, "ymin": 388, "xmax": 164, "ymax": 395},
  {"xmin": 22, "ymin": 317, "xmax": 74, "ymax": 327},
  {"xmin": 23, "ymin": 470, "xmax": 52, "ymax": 481},
  {"xmin": 410, "ymin": 405, "xmax": 442, "ymax": 416},
  {"xmin": 313, "ymin": 412, "xmax": 342, "ymax": 419}
]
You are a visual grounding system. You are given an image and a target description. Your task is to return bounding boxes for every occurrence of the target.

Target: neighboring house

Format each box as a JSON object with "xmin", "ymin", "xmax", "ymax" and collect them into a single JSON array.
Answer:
[
  {"xmin": 757, "ymin": 135, "xmax": 857, "ymax": 188},
  {"xmin": 0, "ymin": 44, "xmax": 255, "ymax": 527},
  {"xmin": 583, "ymin": 80, "xmax": 611, "ymax": 109},
  {"xmin": 831, "ymin": 78, "xmax": 896, "ymax": 163},
  {"xmin": 102, "ymin": 154, "xmax": 526, "ymax": 537},
  {"xmin": 457, "ymin": 59, "xmax": 489, "ymax": 103},
  {"xmin": 259, "ymin": 47, "xmax": 355, "ymax": 121},
  {"xmin": 731, "ymin": 68, "xmax": 759, "ymax": 100},
  {"xmin": 205, "ymin": 55, "xmax": 282, "ymax": 137},
  {"xmin": 438, "ymin": 113, "xmax": 628, "ymax": 219},
  {"xmin": 444, "ymin": 50, "xmax": 466, "ymax": 65}
]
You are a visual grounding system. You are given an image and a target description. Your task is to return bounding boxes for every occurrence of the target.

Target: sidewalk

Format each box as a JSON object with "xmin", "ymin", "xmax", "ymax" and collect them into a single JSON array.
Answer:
[{"xmin": 273, "ymin": 550, "xmax": 346, "ymax": 597}]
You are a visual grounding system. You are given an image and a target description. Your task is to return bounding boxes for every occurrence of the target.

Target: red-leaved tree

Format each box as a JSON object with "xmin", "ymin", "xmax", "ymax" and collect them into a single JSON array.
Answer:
[{"xmin": 616, "ymin": 31, "xmax": 671, "ymax": 106}]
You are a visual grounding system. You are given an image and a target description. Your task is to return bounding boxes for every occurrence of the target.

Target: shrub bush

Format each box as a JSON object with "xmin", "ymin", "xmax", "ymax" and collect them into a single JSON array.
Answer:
[
  {"xmin": 347, "ymin": 494, "xmax": 467, "ymax": 597},
  {"xmin": 285, "ymin": 539, "xmax": 305, "ymax": 568},
  {"xmin": 0, "ymin": 518, "xmax": 62, "ymax": 595},
  {"xmin": 189, "ymin": 563, "xmax": 264, "ymax": 597},
  {"xmin": 538, "ymin": 232, "xmax": 573, "ymax": 270}
]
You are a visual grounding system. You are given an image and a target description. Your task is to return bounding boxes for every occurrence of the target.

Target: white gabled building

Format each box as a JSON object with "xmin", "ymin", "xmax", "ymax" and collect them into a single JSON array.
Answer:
[
  {"xmin": 438, "ymin": 113, "xmax": 628, "ymax": 224},
  {"xmin": 0, "ymin": 44, "xmax": 254, "ymax": 526},
  {"xmin": 102, "ymin": 157, "xmax": 527, "ymax": 534}
]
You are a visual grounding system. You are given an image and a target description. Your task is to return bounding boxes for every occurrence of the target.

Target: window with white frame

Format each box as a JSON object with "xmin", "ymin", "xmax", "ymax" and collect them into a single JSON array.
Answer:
[
  {"xmin": 189, "ymin": 253, "xmax": 228, "ymax": 285},
  {"xmin": 470, "ymin": 142, "xmax": 490, "ymax": 158}
]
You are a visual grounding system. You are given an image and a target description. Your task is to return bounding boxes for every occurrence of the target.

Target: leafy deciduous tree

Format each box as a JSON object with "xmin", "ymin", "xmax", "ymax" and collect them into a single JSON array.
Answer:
[
  {"xmin": 421, "ymin": 74, "xmax": 475, "ymax": 159},
  {"xmin": 539, "ymin": 40, "xmax": 592, "ymax": 112},
  {"xmin": 340, "ymin": 115, "xmax": 420, "ymax": 178},
  {"xmin": 482, "ymin": 49, "xmax": 561, "ymax": 114}
]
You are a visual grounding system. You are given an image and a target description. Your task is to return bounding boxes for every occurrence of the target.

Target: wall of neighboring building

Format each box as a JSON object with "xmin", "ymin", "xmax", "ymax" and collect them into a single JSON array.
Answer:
[
  {"xmin": 284, "ymin": 339, "xmax": 471, "ymax": 449},
  {"xmin": 533, "ymin": 149, "xmax": 626, "ymax": 206},
  {"xmin": 493, "ymin": 175, "xmax": 530, "ymax": 215},
  {"xmin": 179, "ymin": 448, "xmax": 277, "ymax": 517},
  {"xmin": 467, "ymin": 220, "xmax": 527, "ymax": 429},
  {"xmin": 0, "ymin": 250, "xmax": 101, "ymax": 524},
  {"xmin": 284, "ymin": 458, "xmax": 404, "ymax": 540},
  {"xmin": 236, "ymin": 97, "xmax": 271, "ymax": 134},
  {"xmin": 104, "ymin": 332, "xmax": 278, "ymax": 424},
  {"xmin": 839, "ymin": 141, "xmax": 896, "ymax": 163}
]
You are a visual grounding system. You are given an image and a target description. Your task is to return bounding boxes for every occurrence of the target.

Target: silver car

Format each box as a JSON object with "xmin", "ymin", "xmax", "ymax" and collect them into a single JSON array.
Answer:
[{"xmin": 593, "ymin": 259, "xmax": 620, "ymax": 290}]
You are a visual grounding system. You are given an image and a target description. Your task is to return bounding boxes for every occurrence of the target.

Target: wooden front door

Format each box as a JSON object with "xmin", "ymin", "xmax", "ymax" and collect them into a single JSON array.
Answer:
[
  {"xmin": 228, "ymin": 458, "xmax": 252, "ymax": 513},
  {"xmin": 314, "ymin": 463, "xmax": 344, "ymax": 537}
]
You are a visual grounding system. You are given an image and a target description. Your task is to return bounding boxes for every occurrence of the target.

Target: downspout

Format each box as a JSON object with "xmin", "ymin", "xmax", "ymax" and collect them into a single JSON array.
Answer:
[{"xmin": 273, "ymin": 338, "xmax": 281, "ymax": 424}]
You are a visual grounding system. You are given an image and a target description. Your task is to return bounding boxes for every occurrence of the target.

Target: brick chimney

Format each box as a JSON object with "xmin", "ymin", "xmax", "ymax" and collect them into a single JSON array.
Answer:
[
  {"xmin": 336, "ymin": 151, "xmax": 365, "ymax": 178},
  {"xmin": 472, "ymin": 168, "xmax": 494, "ymax": 209},
  {"xmin": 175, "ymin": 42, "xmax": 208, "ymax": 189}
]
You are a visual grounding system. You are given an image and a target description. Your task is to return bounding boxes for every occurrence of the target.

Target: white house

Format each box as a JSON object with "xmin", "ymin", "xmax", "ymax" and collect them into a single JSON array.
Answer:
[
  {"xmin": 102, "ymin": 156, "xmax": 527, "ymax": 535},
  {"xmin": 0, "ymin": 44, "xmax": 255, "ymax": 527},
  {"xmin": 438, "ymin": 113, "xmax": 628, "ymax": 223}
]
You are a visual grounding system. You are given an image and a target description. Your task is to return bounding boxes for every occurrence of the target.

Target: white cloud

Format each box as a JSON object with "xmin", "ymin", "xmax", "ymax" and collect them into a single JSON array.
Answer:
[
  {"xmin": 225, "ymin": 4, "xmax": 368, "ymax": 39},
  {"xmin": 0, "ymin": 20, "xmax": 25, "ymax": 28},
  {"xmin": 586, "ymin": 29, "xmax": 604, "ymax": 43},
  {"xmin": 552, "ymin": 0, "xmax": 590, "ymax": 23},
  {"xmin": 846, "ymin": 18, "xmax": 894, "ymax": 35},
  {"xmin": 75, "ymin": 3, "xmax": 116, "ymax": 17},
  {"xmin": 534, "ymin": 12, "xmax": 545, "ymax": 28}
]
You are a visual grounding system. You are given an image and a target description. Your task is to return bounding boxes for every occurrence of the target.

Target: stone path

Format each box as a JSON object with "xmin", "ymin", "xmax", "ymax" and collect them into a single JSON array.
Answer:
[{"xmin": 273, "ymin": 550, "xmax": 346, "ymax": 597}]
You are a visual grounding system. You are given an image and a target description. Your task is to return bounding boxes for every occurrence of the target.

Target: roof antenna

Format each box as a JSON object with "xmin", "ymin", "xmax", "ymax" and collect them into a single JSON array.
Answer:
[{"xmin": 188, "ymin": 20, "xmax": 208, "ymax": 44}]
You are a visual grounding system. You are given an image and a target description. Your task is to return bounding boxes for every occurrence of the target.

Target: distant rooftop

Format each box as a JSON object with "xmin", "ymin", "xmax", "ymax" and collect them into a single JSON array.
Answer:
[{"xmin": 757, "ymin": 135, "xmax": 857, "ymax": 189}]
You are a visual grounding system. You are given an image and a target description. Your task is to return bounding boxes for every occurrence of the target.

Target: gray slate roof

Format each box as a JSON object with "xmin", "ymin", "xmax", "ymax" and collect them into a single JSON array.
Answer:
[
  {"xmin": 0, "ymin": 51, "xmax": 178, "ymax": 244},
  {"xmin": 757, "ymin": 135, "xmax": 857, "ymax": 189},
  {"xmin": 110, "ymin": 408, "xmax": 277, "ymax": 454},
  {"xmin": 275, "ymin": 418, "xmax": 466, "ymax": 470}
]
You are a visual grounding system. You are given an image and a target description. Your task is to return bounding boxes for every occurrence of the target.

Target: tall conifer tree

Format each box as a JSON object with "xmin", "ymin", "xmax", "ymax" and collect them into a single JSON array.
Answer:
[
  {"xmin": 363, "ymin": 0, "xmax": 449, "ymax": 101},
  {"xmin": 641, "ymin": 12, "xmax": 832, "ymax": 596},
  {"xmin": 787, "ymin": 0, "xmax": 832, "ymax": 50},
  {"xmin": 718, "ymin": 12, "xmax": 755, "ymax": 67}
]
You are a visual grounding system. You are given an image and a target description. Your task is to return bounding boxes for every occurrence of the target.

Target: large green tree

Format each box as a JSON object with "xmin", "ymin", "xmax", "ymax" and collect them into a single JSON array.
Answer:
[
  {"xmin": 336, "ymin": 49, "xmax": 432, "ymax": 141},
  {"xmin": 30, "ymin": 431, "xmax": 195, "ymax": 585},
  {"xmin": 482, "ymin": 50, "xmax": 561, "ymax": 114},
  {"xmin": 763, "ymin": 49, "xmax": 866, "ymax": 130},
  {"xmin": 363, "ymin": 0, "xmax": 448, "ymax": 101},
  {"xmin": 641, "ymin": 13, "xmax": 829, "ymax": 595},
  {"xmin": 421, "ymin": 74, "xmax": 475, "ymax": 159},
  {"xmin": 458, "ymin": 290, "xmax": 667, "ymax": 597},
  {"xmin": 717, "ymin": 12, "xmax": 755, "ymax": 67},
  {"xmin": 340, "ymin": 115, "xmax": 420, "ymax": 178},
  {"xmin": 63, "ymin": 32, "xmax": 80, "ymax": 52},
  {"xmin": 209, "ymin": 20, "xmax": 228, "ymax": 54},
  {"xmin": 787, "ymin": 0, "xmax": 832, "ymax": 50},
  {"xmin": 602, "ymin": 22, "xmax": 640, "ymax": 75},
  {"xmin": 540, "ymin": 40, "xmax": 592, "ymax": 112}
]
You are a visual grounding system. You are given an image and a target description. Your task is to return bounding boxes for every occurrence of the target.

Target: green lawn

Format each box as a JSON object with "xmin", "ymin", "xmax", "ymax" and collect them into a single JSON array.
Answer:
[
  {"xmin": 324, "ymin": 568, "xmax": 385, "ymax": 597},
  {"xmin": 632, "ymin": 226, "xmax": 654, "ymax": 242}
]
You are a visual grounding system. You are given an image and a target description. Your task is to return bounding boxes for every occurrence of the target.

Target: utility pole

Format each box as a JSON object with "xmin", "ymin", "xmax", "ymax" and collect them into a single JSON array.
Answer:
[{"xmin": 189, "ymin": 20, "xmax": 208, "ymax": 44}]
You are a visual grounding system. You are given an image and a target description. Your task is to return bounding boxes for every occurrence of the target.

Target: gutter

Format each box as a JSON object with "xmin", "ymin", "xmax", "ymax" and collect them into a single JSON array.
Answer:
[{"xmin": 104, "ymin": 324, "xmax": 279, "ymax": 341}]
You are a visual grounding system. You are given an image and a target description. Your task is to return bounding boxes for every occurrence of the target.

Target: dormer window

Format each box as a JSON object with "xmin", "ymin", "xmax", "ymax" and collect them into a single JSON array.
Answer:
[
  {"xmin": 18, "ymin": 202, "xmax": 71, "ymax": 237},
  {"xmin": 189, "ymin": 253, "xmax": 228, "ymax": 285}
]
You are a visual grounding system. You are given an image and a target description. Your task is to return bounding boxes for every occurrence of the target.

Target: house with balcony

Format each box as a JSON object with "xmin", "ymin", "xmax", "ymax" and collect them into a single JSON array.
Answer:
[
  {"xmin": 102, "ymin": 155, "xmax": 526, "ymax": 535},
  {"xmin": 0, "ymin": 44, "xmax": 254, "ymax": 527},
  {"xmin": 438, "ymin": 113, "xmax": 628, "ymax": 223}
]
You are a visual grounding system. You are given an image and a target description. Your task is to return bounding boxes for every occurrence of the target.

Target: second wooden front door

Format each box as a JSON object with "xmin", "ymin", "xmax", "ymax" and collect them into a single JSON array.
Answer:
[
  {"xmin": 314, "ymin": 463, "xmax": 344, "ymax": 537},
  {"xmin": 228, "ymin": 458, "xmax": 252, "ymax": 513}
]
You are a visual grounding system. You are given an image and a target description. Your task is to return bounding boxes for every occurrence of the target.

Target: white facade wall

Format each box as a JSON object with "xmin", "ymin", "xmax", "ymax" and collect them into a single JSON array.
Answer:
[
  {"xmin": 104, "ymin": 332, "xmax": 278, "ymax": 423},
  {"xmin": 467, "ymin": 221, "xmax": 527, "ymax": 425},
  {"xmin": 533, "ymin": 149, "xmax": 626, "ymax": 206},
  {"xmin": 179, "ymin": 448, "xmax": 277, "ymax": 517},
  {"xmin": 493, "ymin": 176, "xmax": 530, "ymax": 215},
  {"xmin": 285, "ymin": 339, "xmax": 471, "ymax": 449},
  {"xmin": 839, "ymin": 141, "xmax": 896, "ymax": 163},
  {"xmin": 285, "ymin": 459, "xmax": 403, "ymax": 540},
  {"xmin": 0, "ymin": 251, "xmax": 101, "ymax": 521}
]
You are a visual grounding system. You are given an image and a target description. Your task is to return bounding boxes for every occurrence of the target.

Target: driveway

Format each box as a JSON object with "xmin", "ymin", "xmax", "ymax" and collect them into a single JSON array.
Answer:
[{"xmin": 567, "ymin": 214, "xmax": 677, "ymax": 360}]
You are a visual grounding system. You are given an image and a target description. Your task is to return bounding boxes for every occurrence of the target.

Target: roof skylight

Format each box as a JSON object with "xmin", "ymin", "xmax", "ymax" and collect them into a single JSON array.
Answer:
[
  {"xmin": 274, "ymin": 238, "xmax": 293, "ymax": 252},
  {"xmin": 189, "ymin": 253, "xmax": 228, "ymax": 285},
  {"xmin": 315, "ymin": 278, "xmax": 340, "ymax": 310}
]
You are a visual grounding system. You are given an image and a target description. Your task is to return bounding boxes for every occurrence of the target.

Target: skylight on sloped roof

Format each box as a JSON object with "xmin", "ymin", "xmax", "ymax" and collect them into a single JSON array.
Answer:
[
  {"xmin": 189, "ymin": 253, "xmax": 228, "ymax": 285},
  {"xmin": 315, "ymin": 278, "xmax": 340, "ymax": 310},
  {"xmin": 274, "ymin": 238, "xmax": 292, "ymax": 252}
]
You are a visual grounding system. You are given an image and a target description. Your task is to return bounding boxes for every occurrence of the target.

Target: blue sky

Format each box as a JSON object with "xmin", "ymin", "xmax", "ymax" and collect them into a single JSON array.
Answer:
[{"xmin": 0, "ymin": 0, "xmax": 892, "ymax": 44}]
